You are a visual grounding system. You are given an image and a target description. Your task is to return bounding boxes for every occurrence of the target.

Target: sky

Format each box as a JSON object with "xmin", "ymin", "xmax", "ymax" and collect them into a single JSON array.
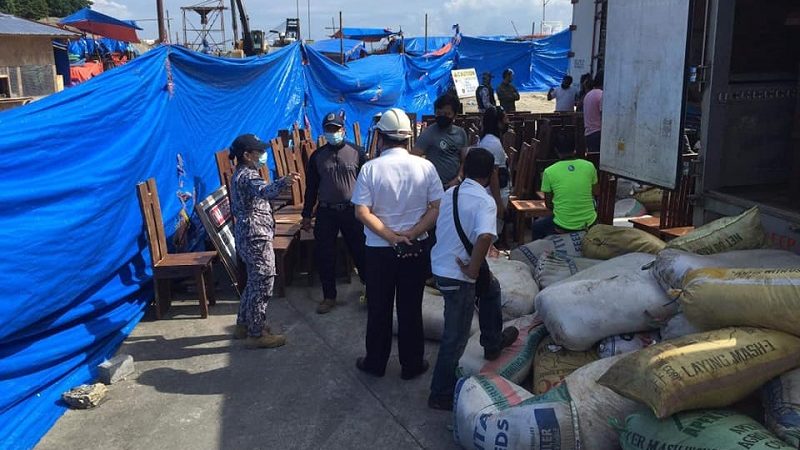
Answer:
[{"xmin": 91, "ymin": 0, "xmax": 574, "ymax": 44}]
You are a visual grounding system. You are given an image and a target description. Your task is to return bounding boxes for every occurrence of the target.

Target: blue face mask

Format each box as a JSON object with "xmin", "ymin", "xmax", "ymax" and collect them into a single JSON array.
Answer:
[
  {"xmin": 325, "ymin": 130, "xmax": 345, "ymax": 146},
  {"xmin": 255, "ymin": 152, "xmax": 268, "ymax": 169}
]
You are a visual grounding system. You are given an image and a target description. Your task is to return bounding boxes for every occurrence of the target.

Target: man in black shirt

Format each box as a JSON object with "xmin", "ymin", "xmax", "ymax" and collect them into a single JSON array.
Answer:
[{"xmin": 302, "ymin": 111, "xmax": 367, "ymax": 314}]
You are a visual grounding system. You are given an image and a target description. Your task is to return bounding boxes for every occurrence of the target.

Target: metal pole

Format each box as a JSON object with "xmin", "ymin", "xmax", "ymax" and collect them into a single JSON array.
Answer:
[
  {"xmin": 339, "ymin": 11, "xmax": 344, "ymax": 64},
  {"xmin": 230, "ymin": 0, "xmax": 238, "ymax": 47},
  {"xmin": 166, "ymin": 9, "xmax": 172, "ymax": 43},
  {"xmin": 307, "ymin": 0, "xmax": 311, "ymax": 41},
  {"xmin": 542, "ymin": 0, "xmax": 546, "ymax": 34},
  {"xmin": 424, "ymin": 14, "xmax": 428, "ymax": 53},
  {"xmin": 297, "ymin": 0, "xmax": 301, "ymax": 39},
  {"xmin": 156, "ymin": 0, "xmax": 167, "ymax": 43}
]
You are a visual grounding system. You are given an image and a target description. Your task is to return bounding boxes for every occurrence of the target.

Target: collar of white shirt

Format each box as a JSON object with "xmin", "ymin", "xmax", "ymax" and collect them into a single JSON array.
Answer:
[{"xmin": 378, "ymin": 146, "xmax": 407, "ymax": 157}]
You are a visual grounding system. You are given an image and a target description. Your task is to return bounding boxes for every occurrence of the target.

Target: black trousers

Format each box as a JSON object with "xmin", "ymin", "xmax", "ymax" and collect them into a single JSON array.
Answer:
[
  {"xmin": 314, "ymin": 205, "xmax": 366, "ymax": 300},
  {"xmin": 362, "ymin": 245, "xmax": 427, "ymax": 373},
  {"xmin": 586, "ymin": 131, "xmax": 601, "ymax": 153}
]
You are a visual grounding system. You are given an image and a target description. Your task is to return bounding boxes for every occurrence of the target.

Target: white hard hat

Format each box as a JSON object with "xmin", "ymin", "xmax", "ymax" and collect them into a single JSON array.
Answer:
[{"xmin": 375, "ymin": 108, "xmax": 412, "ymax": 140}]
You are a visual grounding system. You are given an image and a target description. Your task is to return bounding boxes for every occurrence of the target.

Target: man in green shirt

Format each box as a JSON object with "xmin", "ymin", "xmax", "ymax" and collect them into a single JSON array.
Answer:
[{"xmin": 531, "ymin": 132, "xmax": 598, "ymax": 240}]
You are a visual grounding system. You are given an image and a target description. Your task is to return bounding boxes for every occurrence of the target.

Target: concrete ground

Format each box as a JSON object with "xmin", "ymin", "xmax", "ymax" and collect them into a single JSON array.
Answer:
[
  {"xmin": 462, "ymin": 92, "xmax": 556, "ymax": 114},
  {"xmin": 37, "ymin": 273, "xmax": 459, "ymax": 450}
]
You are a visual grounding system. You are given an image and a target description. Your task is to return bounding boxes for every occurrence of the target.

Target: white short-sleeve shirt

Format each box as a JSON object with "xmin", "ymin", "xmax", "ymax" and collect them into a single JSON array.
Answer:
[
  {"xmin": 351, "ymin": 147, "xmax": 445, "ymax": 247},
  {"xmin": 431, "ymin": 178, "xmax": 498, "ymax": 282}
]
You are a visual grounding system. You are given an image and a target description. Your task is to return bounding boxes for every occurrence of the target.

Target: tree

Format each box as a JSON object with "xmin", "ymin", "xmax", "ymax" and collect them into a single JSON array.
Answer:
[
  {"xmin": 46, "ymin": 0, "xmax": 91, "ymax": 17},
  {"xmin": 13, "ymin": 0, "xmax": 48, "ymax": 19},
  {"xmin": 0, "ymin": 0, "xmax": 91, "ymax": 19}
]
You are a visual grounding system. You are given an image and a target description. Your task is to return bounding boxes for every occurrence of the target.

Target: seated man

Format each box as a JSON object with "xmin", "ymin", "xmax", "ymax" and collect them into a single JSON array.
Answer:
[{"xmin": 531, "ymin": 132, "xmax": 598, "ymax": 240}]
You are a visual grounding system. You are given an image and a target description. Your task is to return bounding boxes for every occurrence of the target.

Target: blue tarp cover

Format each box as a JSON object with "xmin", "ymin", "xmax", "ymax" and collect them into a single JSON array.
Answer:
[
  {"xmin": 310, "ymin": 39, "xmax": 367, "ymax": 62},
  {"xmin": 60, "ymin": 8, "xmax": 143, "ymax": 30},
  {"xmin": 399, "ymin": 36, "xmax": 452, "ymax": 55},
  {"xmin": 333, "ymin": 27, "xmax": 394, "ymax": 42},
  {"xmin": 0, "ymin": 42, "xmax": 455, "ymax": 449},
  {"xmin": 68, "ymin": 37, "xmax": 130, "ymax": 57}
]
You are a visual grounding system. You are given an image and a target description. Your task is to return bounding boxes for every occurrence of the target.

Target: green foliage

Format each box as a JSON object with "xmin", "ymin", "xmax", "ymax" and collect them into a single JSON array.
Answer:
[{"xmin": 0, "ymin": 0, "xmax": 92, "ymax": 19}]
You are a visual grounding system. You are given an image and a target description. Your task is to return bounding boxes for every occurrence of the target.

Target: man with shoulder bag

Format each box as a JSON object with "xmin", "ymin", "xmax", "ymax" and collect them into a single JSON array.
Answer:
[{"xmin": 427, "ymin": 148, "xmax": 519, "ymax": 411}]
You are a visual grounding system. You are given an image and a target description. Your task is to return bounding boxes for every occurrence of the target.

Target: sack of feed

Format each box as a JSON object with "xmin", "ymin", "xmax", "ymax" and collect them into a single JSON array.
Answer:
[
  {"xmin": 509, "ymin": 232, "xmax": 584, "ymax": 274},
  {"xmin": 582, "ymin": 224, "xmax": 666, "ymax": 260},
  {"xmin": 458, "ymin": 313, "xmax": 547, "ymax": 384},
  {"xmin": 633, "ymin": 187, "xmax": 663, "ymax": 213},
  {"xmin": 666, "ymin": 206, "xmax": 767, "ymax": 255},
  {"xmin": 454, "ymin": 374, "xmax": 579, "ymax": 450},
  {"xmin": 564, "ymin": 355, "xmax": 643, "ymax": 450},
  {"xmin": 392, "ymin": 287, "xmax": 479, "ymax": 341},
  {"xmin": 762, "ymin": 368, "xmax": 800, "ymax": 447},
  {"xmin": 597, "ymin": 331, "xmax": 660, "ymax": 359},
  {"xmin": 533, "ymin": 252, "xmax": 603, "ymax": 289},
  {"xmin": 532, "ymin": 336, "xmax": 598, "ymax": 395},
  {"xmin": 650, "ymin": 248, "xmax": 800, "ymax": 294},
  {"xmin": 487, "ymin": 257, "xmax": 539, "ymax": 320},
  {"xmin": 619, "ymin": 409, "xmax": 795, "ymax": 450},
  {"xmin": 659, "ymin": 313, "xmax": 702, "ymax": 341},
  {"xmin": 535, "ymin": 253, "xmax": 676, "ymax": 351},
  {"xmin": 614, "ymin": 198, "xmax": 648, "ymax": 218},
  {"xmin": 599, "ymin": 327, "xmax": 800, "ymax": 418},
  {"xmin": 679, "ymin": 268, "xmax": 800, "ymax": 337}
]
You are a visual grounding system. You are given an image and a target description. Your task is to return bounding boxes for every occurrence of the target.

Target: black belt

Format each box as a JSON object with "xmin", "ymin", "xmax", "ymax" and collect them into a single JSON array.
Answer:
[{"xmin": 318, "ymin": 202, "xmax": 352, "ymax": 211}]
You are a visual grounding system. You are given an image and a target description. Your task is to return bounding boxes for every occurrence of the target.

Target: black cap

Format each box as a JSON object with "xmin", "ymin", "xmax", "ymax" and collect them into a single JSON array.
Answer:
[
  {"xmin": 231, "ymin": 134, "xmax": 268, "ymax": 153},
  {"xmin": 322, "ymin": 111, "xmax": 345, "ymax": 128}
]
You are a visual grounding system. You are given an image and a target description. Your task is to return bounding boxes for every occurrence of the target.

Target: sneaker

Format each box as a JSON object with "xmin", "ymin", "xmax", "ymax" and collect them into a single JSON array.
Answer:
[
  {"xmin": 355, "ymin": 357, "xmax": 385, "ymax": 377},
  {"xmin": 245, "ymin": 332, "xmax": 287, "ymax": 349},
  {"xmin": 401, "ymin": 360, "xmax": 430, "ymax": 380},
  {"xmin": 316, "ymin": 298, "xmax": 336, "ymax": 314},
  {"xmin": 484, "ymin": 326, "xmax": 520, "ymax": 360},
  {"xmin": 428, "ymin": 394, "xmax": 454, "ymax": 411}
]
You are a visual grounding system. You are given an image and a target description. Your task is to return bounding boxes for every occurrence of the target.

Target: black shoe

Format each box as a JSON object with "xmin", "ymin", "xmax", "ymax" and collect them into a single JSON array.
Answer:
[
  {"xmin": 356, "ymin": 357, "xmax": 385, "ymax": 377},
  {"xmin": 428, "ymin": 394, "xmax": 454, "ymax": 411},
  {"xmin": 484, "ymin": 326, "xmax": 520, "ymax": 361},
  {"xmin": 400, "ymin": 360, "xmax": 430, "ymax": 380}
]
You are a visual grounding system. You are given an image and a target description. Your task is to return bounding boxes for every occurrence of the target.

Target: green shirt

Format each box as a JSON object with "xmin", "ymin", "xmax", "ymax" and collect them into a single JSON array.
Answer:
[{"xmin": 541, "ymin": 159, "xmax": 598, "ymax": 231}]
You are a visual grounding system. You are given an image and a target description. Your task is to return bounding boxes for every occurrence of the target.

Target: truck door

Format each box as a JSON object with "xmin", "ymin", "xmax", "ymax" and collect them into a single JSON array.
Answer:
[{"xmin": 599, "ymin": 0, "xmax": 693, "ymax": 189}]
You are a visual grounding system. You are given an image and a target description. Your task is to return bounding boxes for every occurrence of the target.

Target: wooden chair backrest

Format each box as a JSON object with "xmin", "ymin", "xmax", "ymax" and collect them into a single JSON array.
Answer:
[
  {"xmin": 271, "ymin": 138, "xmax": 288, "ymax": 178},
  {"xmin": 353, "ymin": 122, "xmax": 362, "ymax": 147},
  {"xmin": 215, "ymin": 149, "xmax": 234, "ymax": 193},
  {"xmin": 301, "ymin": 140, "xmax": 316, "ymax": 170},
  {"xmin": 136, "ymin": 178, "xmax": 168, "ymax": 266},
  {"xmin": 660, "ymin": 154, "xmax": 696, "ymax": 228},
  {"xmin": 278, "ymin": 129, "xmax": 291, "ymax": 148},
  {"xmin": 368, "ymin": 128, "xmax": 380, "ymax": 160},
  {"xmin": 276, "ymin": 142, "xmax": 304, "ymax": 205},
  {"xmin": 292, "ymin": 123, "xmax": 302, "ymax": 147},
  {"xmin": 512, "ymin": 140, "xmax": 538, "ymax": 199},
  {"xmin": 596, "ymin": 171, "xmax": 617, "ymax": 225}
]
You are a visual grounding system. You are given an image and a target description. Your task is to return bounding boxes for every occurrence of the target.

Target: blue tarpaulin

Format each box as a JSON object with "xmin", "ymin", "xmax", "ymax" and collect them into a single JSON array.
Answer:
[
  {"xmin": 332, "ymin": 27, "xmax": 395, "ymax": 42},
  {"xmin": 398, "ymin": 36, "xmax": 452, "ymax": 55},
  {"xmin": 457, "ymin": 30, "xmax": 571, "ymax": 92},
  {"xmin": 68, "ymin": 37, "xmax": 130, "ymax": 57},
  {"xmin": 310, "ymin": 39, "xmax": 367, "ymax": 62},
  {"xmin": 0, "ymin": 42, "xmax": 456, "ymax": 449}
]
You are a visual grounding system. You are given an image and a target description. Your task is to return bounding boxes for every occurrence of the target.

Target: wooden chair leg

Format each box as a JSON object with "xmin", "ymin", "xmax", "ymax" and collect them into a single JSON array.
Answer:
[
  {"xmin": 195, "ymin": 272, "xmax": 209, "ymax": 318},
  {"xmin": 274, "ymin": 250, "xmax": 287, "ymax": 298},
  {"xmin": 514, "ymin": 212, "xmax": 525, "ymax": 245},
  {"xmin": 205, "ymin": 266, "xmax": 216, "ymax": 306},
  {"xmin": 154, "ymin": 278, "xmax": 172, "ymax": 320}
]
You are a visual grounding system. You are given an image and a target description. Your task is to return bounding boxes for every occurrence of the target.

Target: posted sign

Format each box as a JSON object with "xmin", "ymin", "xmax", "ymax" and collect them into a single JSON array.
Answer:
[{"xmin": 451, "ymin": 68, "xmax": 479, "ymax": 99}]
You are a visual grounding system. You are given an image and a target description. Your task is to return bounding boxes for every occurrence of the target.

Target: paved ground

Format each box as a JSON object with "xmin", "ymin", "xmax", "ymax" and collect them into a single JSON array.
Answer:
[
  {"xmin": 37, "ymin": 274, "xmax": 459, "ymax": 450},
  {"xmin": 462, "ymin": 92, "xmax": 555, "ymax": 114}
]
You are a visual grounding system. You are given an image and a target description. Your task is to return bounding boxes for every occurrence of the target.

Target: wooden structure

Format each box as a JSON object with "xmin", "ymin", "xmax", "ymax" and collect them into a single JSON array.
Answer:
[
  {"xmin": 629, "ymin": 153, "xmax": 697, "ymax": 239},
  {"xmin": 136, "ymin": 178, "xmax": 217, "ymax": 318}
]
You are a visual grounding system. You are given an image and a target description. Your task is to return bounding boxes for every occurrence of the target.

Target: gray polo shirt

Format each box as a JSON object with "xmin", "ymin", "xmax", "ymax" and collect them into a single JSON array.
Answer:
[{"xmin": 415, "ymin": 123, "xmax": 468, "ymax": 185}]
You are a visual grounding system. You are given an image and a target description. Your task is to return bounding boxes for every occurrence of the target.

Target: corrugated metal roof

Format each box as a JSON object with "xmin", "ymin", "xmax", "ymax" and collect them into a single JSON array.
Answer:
[{"xmin": 0, "ymin": 13, "xmax": 77, "ymax": 37}]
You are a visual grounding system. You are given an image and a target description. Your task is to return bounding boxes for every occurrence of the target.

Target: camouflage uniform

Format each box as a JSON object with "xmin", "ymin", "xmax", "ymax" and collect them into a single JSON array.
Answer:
[{"xmin": 230, "ymin": 165, "xmax": 289, "ymax": 337}]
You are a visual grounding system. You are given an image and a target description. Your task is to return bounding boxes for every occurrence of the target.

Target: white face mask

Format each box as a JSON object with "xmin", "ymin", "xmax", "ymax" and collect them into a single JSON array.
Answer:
[
  {"xmin": 325, "ymin": 130, "xmax": 345, "ymax": 146},
  {"xmin": 255, "ymin": 152, "xmax": 268, "ymax": 169}
]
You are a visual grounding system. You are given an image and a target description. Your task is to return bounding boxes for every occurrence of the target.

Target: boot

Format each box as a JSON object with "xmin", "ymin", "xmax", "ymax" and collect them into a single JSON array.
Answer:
[
  {"xmin": 484, "ymin": 326, "xmax": 520, "ymax": 361},
  {"xmin": 316, "ymin": 298, "xmax": 336, "ymax": 314},
  {"xmin": 234, "ymin": 324, "xmax": 270, "ymax": 339},
  {"xmin": 245, "ymin": 332, "xmax": 286, "ymax": 349}
]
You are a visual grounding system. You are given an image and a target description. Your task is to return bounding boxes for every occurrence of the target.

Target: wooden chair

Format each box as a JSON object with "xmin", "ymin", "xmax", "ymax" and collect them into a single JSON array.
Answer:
[
  {"xmin": 137, "ymin": 178, "xmax": 217, "ymax": 319},
  {"xmin": 508, "ymin": 140, "xmax": 552, "ymax": 244},
  {"xmin": 353, "ymin": 121, "xmax": 363, "ymax": 147},
  {"xmin": 629, "ymin": 154, "xmax": 697, "ymax": 236}
]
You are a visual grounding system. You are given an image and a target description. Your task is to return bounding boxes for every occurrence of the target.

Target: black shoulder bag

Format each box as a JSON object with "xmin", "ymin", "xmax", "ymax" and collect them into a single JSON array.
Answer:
[{"xmin": 453, "ymin": 184, "xmax": 494, "ymax": 298}]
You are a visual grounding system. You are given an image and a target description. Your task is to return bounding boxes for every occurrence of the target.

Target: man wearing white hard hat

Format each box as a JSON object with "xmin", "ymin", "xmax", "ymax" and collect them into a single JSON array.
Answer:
[{"xmin": 351, "ymin": 107, "xmax": 444, "ymax": 380}]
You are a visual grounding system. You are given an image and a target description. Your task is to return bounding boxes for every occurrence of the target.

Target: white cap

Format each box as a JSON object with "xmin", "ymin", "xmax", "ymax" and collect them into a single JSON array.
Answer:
[{"xmin": 375, "ymin": 108, "xmax": 412, "ymax": 140}]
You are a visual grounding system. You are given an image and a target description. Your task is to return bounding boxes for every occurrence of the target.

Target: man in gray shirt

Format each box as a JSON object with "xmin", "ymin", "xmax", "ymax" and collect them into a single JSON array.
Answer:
[{"xmin": 413, "ymin": 94, "xmax": 469, "ymax": 188}]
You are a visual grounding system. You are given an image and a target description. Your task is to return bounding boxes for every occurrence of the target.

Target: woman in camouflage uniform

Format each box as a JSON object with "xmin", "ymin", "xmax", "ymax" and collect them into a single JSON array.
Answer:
[{"xmin": 229, "ymin": 134, "xmax": 299, "ymax": 349}]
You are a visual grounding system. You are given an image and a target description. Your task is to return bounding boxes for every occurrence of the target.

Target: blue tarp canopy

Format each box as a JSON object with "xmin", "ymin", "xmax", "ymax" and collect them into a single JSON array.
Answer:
[
  {"xmin": 0, "ymin": 41, "xmax": 455, "ymax": 449},
  {"xmin": 332, "ymin": 27, "xmax": 395, "ymax": 42},
  {"xmin": 310, "ymin": 39, "xmax": 367, "ymax": 62},
  {"xmin": 398, "ymin": 36, "xmax": 452, "ymax": 55},
  {"xmin": 60, "ymin": 7, "xmax": 141, "ymax": 42},
  {"xmin": 68, "ymin": 37, "xmax": 131, "ymax": 57},
  {"xmin": 457, "ymin": 30, "xmax": 571, "ymax": 92}
]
